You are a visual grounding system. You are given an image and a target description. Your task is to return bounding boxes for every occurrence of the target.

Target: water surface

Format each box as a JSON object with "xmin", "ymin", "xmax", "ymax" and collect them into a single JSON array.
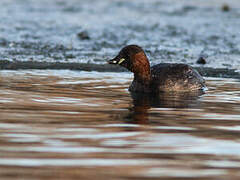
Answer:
[{"xmin": 1, "ymin": 70, "xmax": 240, "ymax": 179}]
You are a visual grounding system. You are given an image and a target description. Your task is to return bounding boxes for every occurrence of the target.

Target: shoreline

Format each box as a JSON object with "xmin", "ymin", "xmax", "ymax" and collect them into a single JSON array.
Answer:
[{"xmin": 0, "ymin": 60, "xmax": 239, "ymax": 79}]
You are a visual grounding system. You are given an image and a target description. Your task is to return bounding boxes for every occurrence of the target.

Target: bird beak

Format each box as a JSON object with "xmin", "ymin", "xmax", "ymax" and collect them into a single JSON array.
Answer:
[
  {"xmin": 107, "ymin": 58, "xmax": 118, "ymax": 64},
  {"xmin": 107, "ymin": 58, "xmax": 125, "ymax": 65}
]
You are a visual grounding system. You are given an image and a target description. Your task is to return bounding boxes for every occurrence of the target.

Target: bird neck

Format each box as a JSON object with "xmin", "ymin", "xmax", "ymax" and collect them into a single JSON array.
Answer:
[{"xmin": 132, "ymin": 52, "xmax": 151, "ymax": 85}]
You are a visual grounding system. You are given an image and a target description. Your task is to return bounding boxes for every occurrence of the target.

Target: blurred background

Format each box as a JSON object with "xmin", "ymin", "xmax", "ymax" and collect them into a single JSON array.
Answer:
[{"xmin": 0, "ymin": 0, "xmax": 240, "ymax": 71}]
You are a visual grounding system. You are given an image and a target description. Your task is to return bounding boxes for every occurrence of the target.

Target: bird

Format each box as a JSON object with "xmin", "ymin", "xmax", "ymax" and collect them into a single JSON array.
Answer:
[{"xmin": 108, "ymin": 45, "xmax": 206, "ymax": 93}]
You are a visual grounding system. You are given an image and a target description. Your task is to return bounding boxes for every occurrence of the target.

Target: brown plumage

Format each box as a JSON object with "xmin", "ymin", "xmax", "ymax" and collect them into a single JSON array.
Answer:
[{"xmin": 108, "ymin": 45, "xmax": 206, "ymax": 93}]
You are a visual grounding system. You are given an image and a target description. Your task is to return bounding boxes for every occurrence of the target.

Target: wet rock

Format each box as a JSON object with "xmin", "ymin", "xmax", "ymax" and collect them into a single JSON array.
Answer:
[
  {"xmin": 64, "ymin": 54, "xmax": 75, "ymax": 59},
  {"xmin": 182, "ymin": 6, "xmax": 196, "ymax": 12},
  {"xmin": 222, "ymin": 4, "xmax": 230, "ymax": 12},
  {"xmin": 196, "ymin": 57, "xmax": 207, "ymax": 65},
  {"xmin": 63, "ymin": 6, "xmax": 82, "ymax": 13},
  {"xmin": 0, "ymin": 38, "xmax": 8, "ymax": 46},
  {"xmin": 77, "ymin": 31, "xmax": 90, "ymax": 40}
]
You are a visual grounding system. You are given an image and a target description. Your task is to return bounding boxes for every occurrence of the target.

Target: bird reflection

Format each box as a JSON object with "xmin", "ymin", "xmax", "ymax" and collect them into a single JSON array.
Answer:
[{"xmin": 125, "ymin": 90, "xmax": 205, "ymax": 124}]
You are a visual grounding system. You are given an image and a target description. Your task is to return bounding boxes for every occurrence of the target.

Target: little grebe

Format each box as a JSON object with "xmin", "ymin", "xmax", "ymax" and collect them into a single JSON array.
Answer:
[{"xmin": 108, "ymin": 45, "xmax": 206, "ymax": 93}]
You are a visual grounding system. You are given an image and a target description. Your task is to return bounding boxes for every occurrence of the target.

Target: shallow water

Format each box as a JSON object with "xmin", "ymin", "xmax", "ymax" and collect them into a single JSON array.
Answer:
[{"xmin": 1, "ymin": 70, "xmax": 240, "ymax": 179}]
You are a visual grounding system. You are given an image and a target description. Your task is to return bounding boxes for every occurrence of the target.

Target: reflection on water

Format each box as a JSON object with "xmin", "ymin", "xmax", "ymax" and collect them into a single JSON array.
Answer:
[
  {"xmin": 128, "ymin": 91, "xmax": 204, "ymax": 124},
  {"xmin": 1, "ymin": 70, "xmax": 240, "ymax": 179}
]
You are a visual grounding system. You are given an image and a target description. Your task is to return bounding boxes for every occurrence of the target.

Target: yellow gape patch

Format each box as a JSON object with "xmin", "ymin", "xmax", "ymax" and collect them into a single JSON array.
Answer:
[{"xmin": 118, "ymin": 58, "xmax": 125, "ymax": 64}]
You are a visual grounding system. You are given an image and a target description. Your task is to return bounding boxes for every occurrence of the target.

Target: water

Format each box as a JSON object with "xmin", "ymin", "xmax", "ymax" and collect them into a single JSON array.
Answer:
[
  {"xmin": 1, "ymin": 0, "xmax": 240, "ymax": 179},
  {"xmin": 1, "ymin": 70, "xmax": 240, "ymax": 179}
]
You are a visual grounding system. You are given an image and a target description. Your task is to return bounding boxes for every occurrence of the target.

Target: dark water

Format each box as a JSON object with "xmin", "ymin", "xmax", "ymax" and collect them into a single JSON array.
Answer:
[{"xmin": 1, "ymin": 70, "xmax": 240, "ymax": 179}]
